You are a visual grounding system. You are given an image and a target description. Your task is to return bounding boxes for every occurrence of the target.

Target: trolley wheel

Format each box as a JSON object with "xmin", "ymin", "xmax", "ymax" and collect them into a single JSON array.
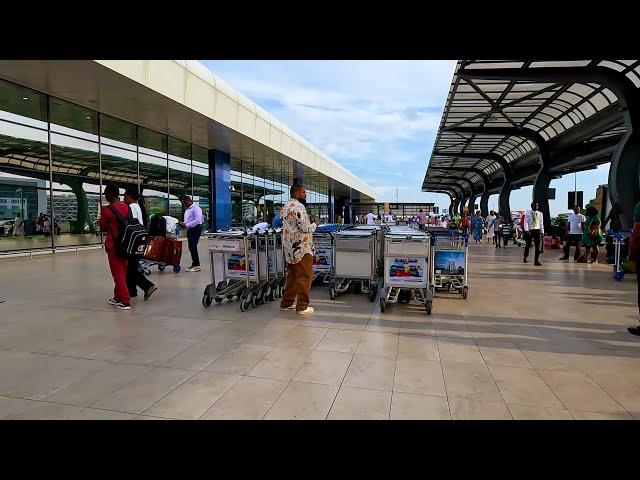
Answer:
[
  {"xmin": 214, "ymin": 296, "xmax": 223, "ymax": 304},
  {"xmin": 216, "ymin": 281, "xmax": 226, "ymax": 292},
  {"xmin": 369, "ymin": 284, "xmax": 377, "ymax": 302},
  {"xmin": 277, "ymin": 284, "xmax": 284, "ymax": 298},
  {"xmin": 462, "ymin": 286, "xmax": 469, "ymax": 299},
  {"xmin": 227, "ymin": 295, "xmax": 235, "ymax": 300},
  {"xmin": 252, "ymin": 289, "xmax": 261, "ymax": 308},
  {"xmin": 614, "ymin": 271, "xmax": 624, "ymax": 281},
  {"xmin": 271, "ymin": 288, "xmax": 278, "ymax": 302},
  {"xmin": 379, "ymin": 298, "xmax": 386, "ymax": 313},
  {"xmin": 158, "ymin": 265, "xmax": 166, "ymax": 272},
  {"xmin": 173, "ymin": 265, "xmax": 181, "ymax": 273},
  {"xmin": 202, "ymin": 294, "xmax": 212, "ymax": 308},
  {"xmin": 143, "ymin": 268, "xmax": 151, "ymax": 276},
  {"xmin": 240, "ymin": 295, "xmax": 251, "ymax": 312},
  {"xmin": 425, "ymin": 300, "xmax": 432, "ymax": 316},
  {"xmin": 262, "ymin": 288, "xmax": 271, "ymax": 304},
  {"xmin": 329, "ymin": 284, "xmax": 336, "ymax": 300}
]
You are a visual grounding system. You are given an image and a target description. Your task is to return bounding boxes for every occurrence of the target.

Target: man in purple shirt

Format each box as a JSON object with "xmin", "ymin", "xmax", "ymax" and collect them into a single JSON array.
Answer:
[{"xmin": 178, "ymin": 196, "xmax": 204, "ymax": 272}]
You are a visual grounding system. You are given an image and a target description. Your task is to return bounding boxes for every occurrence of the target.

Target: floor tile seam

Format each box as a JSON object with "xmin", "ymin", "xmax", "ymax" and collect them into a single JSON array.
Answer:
[
  {"xmin": 324, "ymin": 340, "xmax": 392, "ymax": 419},
  {"xmin": 43, "ymin": 363, "xmax": 157, "ymax": 405},
  {"xmin": 95, "ymin": 368, "xmax": 200, "ymax": 413},
  {"xmin": 160, "ymin": 337, "xmax": 216, "ymax": 367},
  {"xmin": 434, "ymin": 337, "xmax": 453, "ymax": 420},
  {"xmin": 202, "ymin": 346, "xmax": 275, "ymax": 376},
  {"xmin": 259, "ymin": 377, "xmax": 296, "ymax": 420},
  {"xmin": 0, "ymin": 393, "xmax": 145, "ymax": 417},
  {"xmin": 470, "ymin": 347, "xmax": 513, "ymax": 418},
  {"xmin": 575, "ymin": 368, "xmax": 635, "ymax": 418},
  {"xmin": 188, "ymin": 374, "xmax": 248, "ymax": 421},
  {"xmin": 141, "ymin": 370, "xmax": 242, "ymax": 420},
  {"xmin": 387, "ymin": 334, "xmax": 400, "ymax": 420}
]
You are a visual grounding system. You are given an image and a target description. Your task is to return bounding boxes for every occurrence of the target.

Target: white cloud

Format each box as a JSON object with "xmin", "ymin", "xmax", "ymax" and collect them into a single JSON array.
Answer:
[{"xmin": 203, "ymin": 60, "xmax": 456, "ymax": 202}]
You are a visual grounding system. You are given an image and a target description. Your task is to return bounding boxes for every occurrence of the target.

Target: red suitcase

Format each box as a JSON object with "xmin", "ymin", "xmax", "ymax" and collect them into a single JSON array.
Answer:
[
  {"xmin": 144, "ymin": 236, "xmax": 168, "ymax": 263},
  {"xmin": 163, "ymin": 238, "xmax": 183, "ymax": 266}
]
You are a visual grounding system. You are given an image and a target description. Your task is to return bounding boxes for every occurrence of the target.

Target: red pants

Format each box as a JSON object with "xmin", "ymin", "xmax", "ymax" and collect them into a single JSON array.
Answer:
[{"xmin": 107, "ymin": 249, "xmax": 130, "ymax": 305}]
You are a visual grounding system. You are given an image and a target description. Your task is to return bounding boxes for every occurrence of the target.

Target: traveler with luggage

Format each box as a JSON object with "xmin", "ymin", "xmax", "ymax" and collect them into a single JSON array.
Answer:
[
  {"xmin": 523, "ymin": 202, "xmax": 544, "ymax": 266},
  {"xmin": 559, "ymin": 205, "xmax": 585, "ymax": 261},
  {"xmin": 178, "ymin": 196, "xmax": 204, "ymax": 272},
  {"xmin": 280, "ymin": 184, "xmax": 321, "ymax": 315},
  {"xmin": 99, "ymin": 185, "xmax": 132, "ymax": 310},
  {"xmin": 123, "ymin": 189, "xmax": 157, "ymax": 301}
]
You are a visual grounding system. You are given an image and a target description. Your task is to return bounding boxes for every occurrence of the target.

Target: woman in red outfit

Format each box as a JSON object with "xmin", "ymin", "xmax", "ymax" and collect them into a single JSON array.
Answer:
[{"xmin": 99, "ymin": 185, "xmax": 131, "ymax": 310}]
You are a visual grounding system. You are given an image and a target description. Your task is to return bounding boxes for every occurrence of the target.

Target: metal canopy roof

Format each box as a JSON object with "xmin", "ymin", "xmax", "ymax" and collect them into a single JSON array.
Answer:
[{"xmin": 423, "ymin": 59, "xmax": 640, "ymax": 198}]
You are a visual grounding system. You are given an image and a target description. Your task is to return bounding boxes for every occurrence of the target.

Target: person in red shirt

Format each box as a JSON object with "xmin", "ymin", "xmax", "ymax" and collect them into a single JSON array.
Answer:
[{"xmin": 99, "ymin": 185, "xmax": 131, "ymax": 310}]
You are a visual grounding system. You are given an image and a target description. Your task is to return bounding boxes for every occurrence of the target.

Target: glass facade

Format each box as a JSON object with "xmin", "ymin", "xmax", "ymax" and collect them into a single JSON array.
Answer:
[
  {"xmin": 0, "ymin": 77, "xmax": 213, "ymax": 252},
  {"xmin": 0, "ymin": 76, "xmax": 333, "ymax": 252}
]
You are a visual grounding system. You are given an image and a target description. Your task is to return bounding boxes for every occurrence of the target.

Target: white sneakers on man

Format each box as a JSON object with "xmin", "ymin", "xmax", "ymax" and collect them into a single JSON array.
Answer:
[
  {"xmin": 185, "ymin": 266, "xmax": 201, "ymax": 272},
  {"xmin": 280, "ymin": 305, "xmax": 296, "ymax": 311},
  {"xmin": 296, "ymin": 307, "xmax": 315, "ymax": 315}
]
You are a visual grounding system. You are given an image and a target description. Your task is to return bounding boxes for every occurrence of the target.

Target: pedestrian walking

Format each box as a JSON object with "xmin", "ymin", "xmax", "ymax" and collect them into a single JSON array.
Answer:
[
  {"xmin": 123, "ymin": 188, "xmax": 157, "ymax": 301},
  {"xmin": 99, "ymin": 185, "xmax": 131, "ymax": 310},
  {"xmin": 560, "ymin": 205, "xmax": 585, "ymax": 261},
  {"xmin": 578, "ymin": 206, "xmax": 603, "ymax": 264},
  {"xmin": 523, "ymin": 202, "xmax": 544, "ymax": 266}
]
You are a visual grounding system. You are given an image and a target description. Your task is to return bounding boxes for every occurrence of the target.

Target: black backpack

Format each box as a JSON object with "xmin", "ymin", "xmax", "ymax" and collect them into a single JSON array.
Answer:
[{"xmin": 108, "ymin": 204, "xmax": 148, "ymax": 257}]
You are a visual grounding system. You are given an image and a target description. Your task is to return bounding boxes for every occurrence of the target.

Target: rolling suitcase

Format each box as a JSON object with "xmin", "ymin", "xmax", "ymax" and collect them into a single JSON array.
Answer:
[
  {"xmin": 163, "ymin": 238, "xmax": 183, "ymax": 265},
  {"xmin": 144, "ymin": 236, "xmax": 168, "ymax": 263}
]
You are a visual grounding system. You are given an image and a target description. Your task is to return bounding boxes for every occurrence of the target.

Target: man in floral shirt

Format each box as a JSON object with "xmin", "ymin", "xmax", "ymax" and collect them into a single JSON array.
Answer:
[{"xmin": 280, "ymin": 184, "xmax": 321, "ymax": 315}]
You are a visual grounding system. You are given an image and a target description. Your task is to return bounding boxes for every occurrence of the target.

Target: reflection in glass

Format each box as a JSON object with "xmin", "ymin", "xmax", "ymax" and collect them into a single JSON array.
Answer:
[{"xmin": 192, "ymin": 145, "xmax": 210, "ymax": 230}]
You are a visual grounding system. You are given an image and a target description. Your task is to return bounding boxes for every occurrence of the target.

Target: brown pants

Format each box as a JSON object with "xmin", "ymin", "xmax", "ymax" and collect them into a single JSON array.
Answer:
[{"xmin": 281, "ymin": 253, "xmax": 313, "ymax": 311}]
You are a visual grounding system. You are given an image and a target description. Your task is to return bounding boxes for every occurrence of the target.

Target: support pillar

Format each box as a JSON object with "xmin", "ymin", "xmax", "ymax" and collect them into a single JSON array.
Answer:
[
  {"xmin": 498, "ymin": 182, "xmax": 512, "ymax": 222},
  {"xmin": 65, "ymin": 178, "xmax": 90, "ymax": 234},
  {"xmin": 609, "ymin": 128, "xmax": 640, "ymax": 229},
  {"xmin": 209, "ymin": 149, "xmax": 231, "ymax": 231},
  {"xmin": 480, "ymin": 191, "xmax": 490, "ymax": 217}
]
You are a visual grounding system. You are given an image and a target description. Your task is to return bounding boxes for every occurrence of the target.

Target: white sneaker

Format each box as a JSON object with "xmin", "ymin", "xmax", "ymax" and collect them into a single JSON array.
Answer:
[
  {"xmin": 107, "ymin": 298, "xmax": 119, "ymax": 306},
  {"xmin": 186, "ymin": 266, "xmax": 201, "ymax": 272},
  {"xmin": 296, "ymin": 306, "xmax": 315, "ymax": 315},
  {"xmin": 280, "ymin": 305, "xmax": 295, "ymax": 311},
  {"xmin": 115, "ymin": 302, "xmax": 131, "ymax": 310}
]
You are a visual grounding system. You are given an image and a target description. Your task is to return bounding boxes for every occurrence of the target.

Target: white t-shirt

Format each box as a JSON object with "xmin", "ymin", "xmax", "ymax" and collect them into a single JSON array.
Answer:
[
  {"xmin": 366, "ymin": 212, "xmax": 376, "ymax": 225},
  {"xmin": 567, "ymin": 213, "xmax": 586, "ymax": 235},
  {"xmin": 252, "ymin": 222, "xmax": 269, "ymax": 233},
  {"xmin": 129, "ymin": 202, "xmax": 144, "ymax": 224}
]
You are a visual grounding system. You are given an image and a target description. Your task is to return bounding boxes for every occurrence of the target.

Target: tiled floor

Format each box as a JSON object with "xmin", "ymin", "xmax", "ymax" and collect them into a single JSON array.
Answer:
[{"xmin": 1, "ymin": 240, "xmax": 639, "ymax": 420}]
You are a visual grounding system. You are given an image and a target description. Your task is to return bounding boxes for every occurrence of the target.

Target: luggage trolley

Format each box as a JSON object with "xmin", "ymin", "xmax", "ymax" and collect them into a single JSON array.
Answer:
[
  {"xmin": 329, "ymin": 227, "xmax": 380, "ymax": 302},
  {"xmin": 312, "ymin": 224, "xmax": 341, "ymax": 284},
  {"xmin": 353, "ymin": 224, "xmax": 386, "ymax": 277},
  {"xmin": 609, "ymin": 229, "xmax": 632, "ymax": 281},
  {"xmin": 140, "ymin": 218, "xmax": 182, "ymax": 275},
  {"xmin": 430, "ymin": 230, "xmax": 469, "ymax": 299},
  {"xmin": 202, "ymin": 230, "xmax": 265, "ymax": 312},
  {"xmin": 380, "ymin": 227, "xmax": 433, "ymax": 315},
  {"xmin": 265, "ymin": 228, "xmax": 286, "ymax": 301}
]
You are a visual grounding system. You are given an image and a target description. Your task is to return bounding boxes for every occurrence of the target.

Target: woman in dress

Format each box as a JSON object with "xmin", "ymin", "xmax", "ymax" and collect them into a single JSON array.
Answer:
[
  {"xmin": 472, "ymin": 210, "xmax": 483, "ymax": 243},
  {"xmin": 485, "ymin": 210, "xmax": 495, "ymax": 244},
  {"xmin": 579, "ymin": 206, "xmax": 603, "ymax": 264}
]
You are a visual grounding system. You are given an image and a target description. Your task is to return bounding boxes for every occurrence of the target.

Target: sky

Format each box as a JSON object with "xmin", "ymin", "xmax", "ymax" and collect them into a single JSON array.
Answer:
[{"xmin": 202, "ymin": 60, "xmax": 610, "ymax": 217}]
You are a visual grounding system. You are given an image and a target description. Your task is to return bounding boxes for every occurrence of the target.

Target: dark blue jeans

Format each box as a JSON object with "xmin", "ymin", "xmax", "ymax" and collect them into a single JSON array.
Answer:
[{"xmin": 187, "ymin": 224, "xmax": 202, "ymax": 267}]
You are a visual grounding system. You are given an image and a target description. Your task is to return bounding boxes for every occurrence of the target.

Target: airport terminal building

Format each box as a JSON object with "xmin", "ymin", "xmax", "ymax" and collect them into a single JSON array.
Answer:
[{"xmin": 0, "ymin": 60, "xmax": 375, "ymax": 253}]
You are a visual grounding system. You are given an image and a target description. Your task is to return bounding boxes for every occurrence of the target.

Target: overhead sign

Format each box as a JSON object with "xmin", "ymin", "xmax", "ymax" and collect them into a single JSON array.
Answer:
[{"xmin": 568, "ymin": 191, "xmax": 583, "ymax": 209}]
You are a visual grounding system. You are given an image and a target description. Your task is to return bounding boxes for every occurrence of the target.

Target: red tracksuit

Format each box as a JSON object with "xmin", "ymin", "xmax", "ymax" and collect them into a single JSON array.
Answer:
[{"xmin": 99, "ymin": 201, "xmax": 130, "ymax": 305}]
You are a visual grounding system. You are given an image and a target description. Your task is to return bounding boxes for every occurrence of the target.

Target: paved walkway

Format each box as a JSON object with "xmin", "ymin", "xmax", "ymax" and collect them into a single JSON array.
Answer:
[{"xmin": 0, "ymin": 241, "xmax": 639, "ymax": 420}]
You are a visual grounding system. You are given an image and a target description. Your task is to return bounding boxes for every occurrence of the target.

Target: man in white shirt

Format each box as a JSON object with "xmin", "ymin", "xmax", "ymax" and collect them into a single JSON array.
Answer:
[
  {"xmin": 559, "ymin": 205, "xmax": 585, "ymax": 261},
  {"xmin": 523, "ymin": 201, "xmax": 544, "ymax": 266},
  {"xmin": 366, "ymin": 210, "xmax": 376, "ymax": 225}
]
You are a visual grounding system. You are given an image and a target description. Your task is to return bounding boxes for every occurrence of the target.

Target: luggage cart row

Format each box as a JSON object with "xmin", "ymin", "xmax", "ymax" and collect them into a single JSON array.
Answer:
[
  {"xmin": 608, "ymin": 229, "xmax": 632, "ymax": 281},
  {"xmin": 202, "ymin": 228, "xmax": 285, "ymax": 312}
]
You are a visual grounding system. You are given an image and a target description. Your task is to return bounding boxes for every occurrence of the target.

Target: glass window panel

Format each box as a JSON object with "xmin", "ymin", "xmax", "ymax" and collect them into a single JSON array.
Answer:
[
  {"xmin": 230, "ymin": 155, "xmax": 242, "ymax": 226},
  {"xmin": 138, "ymin": 128, "xmax": 168, "ymax": 218},
  {"xmin": 192, "ymin": 144, "xmax": 210, "ymax": 230},
  {"xmin": 0, "ymin": 78, "xmax": 47, "ymax": 127}
]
